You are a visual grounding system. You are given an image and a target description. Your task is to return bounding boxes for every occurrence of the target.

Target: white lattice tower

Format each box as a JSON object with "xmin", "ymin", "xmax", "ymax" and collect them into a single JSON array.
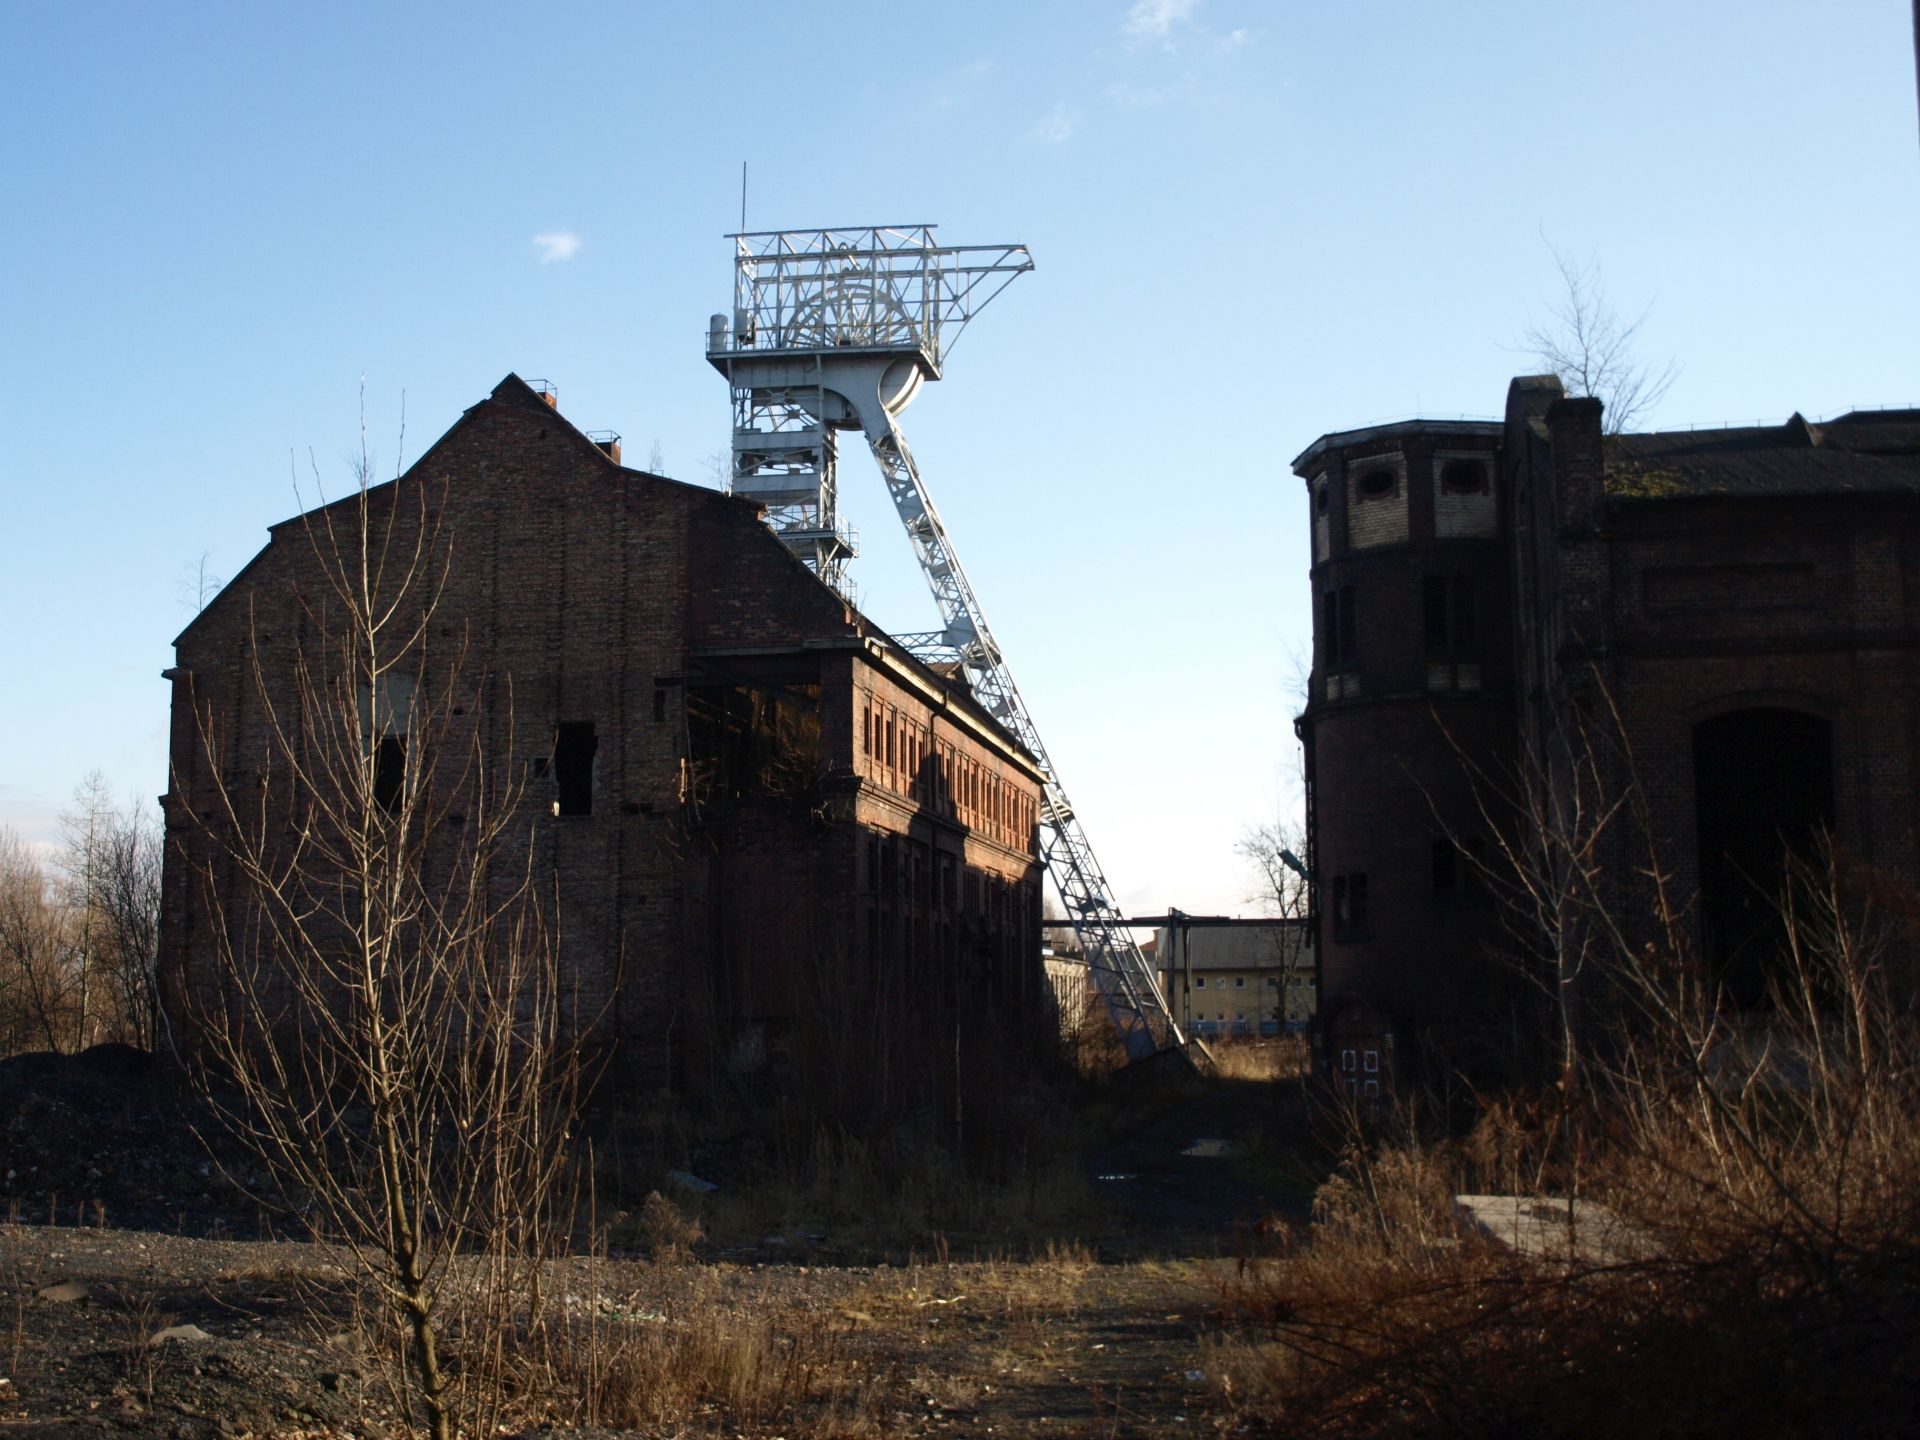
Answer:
[{"xmin": 707, "ymin": 225, "xmax": 1182, "ymax": 1062}]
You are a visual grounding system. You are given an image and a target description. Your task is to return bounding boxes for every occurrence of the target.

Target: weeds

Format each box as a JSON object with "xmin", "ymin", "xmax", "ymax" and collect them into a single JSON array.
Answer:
[
  {"xmin": 1, "ymin": 1225, "xmax": 28, "ymax": 1387},
  {"xmin": 1210, "ymin": 1037, "xmax": 1309, "ymax": 1084},
  {"xmin": 1211, "ymin": 849, "xmax": 1920, "ymax": 1438},
  {"xmin": 507, "ymin": 1247, "xmax": 905, "ymax": 1436},
  {"xmin": 115, "ymin": 1275, "xmax": 172, "ymax": 1409}
]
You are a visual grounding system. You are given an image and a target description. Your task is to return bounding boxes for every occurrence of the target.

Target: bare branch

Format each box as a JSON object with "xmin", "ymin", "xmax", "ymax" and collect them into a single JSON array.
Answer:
[
  {"xmin": 173, "ymin": 420, "xmax": 589, "ymax": 1439},
  {"xmin": 1525, "ymin": 242, "xmax": 1679, "ymax": 434}
]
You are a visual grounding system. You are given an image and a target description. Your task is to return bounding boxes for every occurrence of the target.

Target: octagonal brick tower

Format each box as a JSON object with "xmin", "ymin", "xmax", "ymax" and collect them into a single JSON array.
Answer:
[{"xmin": 1291, "ymin": 418, "xmax": 1522, "ymax": 1091}]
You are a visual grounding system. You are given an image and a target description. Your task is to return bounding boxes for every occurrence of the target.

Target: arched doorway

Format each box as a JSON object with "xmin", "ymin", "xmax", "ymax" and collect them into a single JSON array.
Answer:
[{"xmin": 1692, "ymin": 708, "xmax": 1834, "ymax": 1007}]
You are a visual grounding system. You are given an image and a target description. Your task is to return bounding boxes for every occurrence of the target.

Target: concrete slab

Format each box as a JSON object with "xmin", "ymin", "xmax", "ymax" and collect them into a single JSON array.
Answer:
[{"xmin": 1453, "ymin": 1194, "xmax": 1651, "ymax": 1264}]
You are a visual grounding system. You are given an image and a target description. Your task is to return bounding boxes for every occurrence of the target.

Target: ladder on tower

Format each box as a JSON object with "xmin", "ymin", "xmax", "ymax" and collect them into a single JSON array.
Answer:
[{"xmin": 708, "ymin": 226, "xmax": 1184, "ymax": 1064}]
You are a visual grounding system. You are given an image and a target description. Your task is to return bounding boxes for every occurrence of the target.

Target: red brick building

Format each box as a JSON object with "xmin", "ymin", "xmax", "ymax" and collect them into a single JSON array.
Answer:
[
  {"xmin": 1295, "ymin": 376, "xmax": 1920, "ymax": 1084},
  {"xmin": 159, "ymin": 375, "xmax": 1046, "ymax": 1107}
]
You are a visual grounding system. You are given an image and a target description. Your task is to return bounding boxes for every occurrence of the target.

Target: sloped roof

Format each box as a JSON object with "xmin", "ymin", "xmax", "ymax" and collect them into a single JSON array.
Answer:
[
  {"xmin": 1153, "ymin": 921, "xmax": 1308, "ymax": 973},
  {"xmin": 1605, "ymin": 408, "xmax": 1920, "ymax": 500}
]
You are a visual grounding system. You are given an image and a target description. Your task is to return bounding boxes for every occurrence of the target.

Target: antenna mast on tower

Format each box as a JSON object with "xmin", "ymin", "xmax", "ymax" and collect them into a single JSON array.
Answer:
[{"xmin": 708, "ymin": 225, "xmax": 1183, "ymax": 1062}]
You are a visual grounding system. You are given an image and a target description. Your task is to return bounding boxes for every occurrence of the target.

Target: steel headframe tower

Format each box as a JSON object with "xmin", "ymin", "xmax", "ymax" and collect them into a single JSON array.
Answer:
[{"xmin": 708, "ymin": 224, "xmax": 1183, "ymax": 1062}]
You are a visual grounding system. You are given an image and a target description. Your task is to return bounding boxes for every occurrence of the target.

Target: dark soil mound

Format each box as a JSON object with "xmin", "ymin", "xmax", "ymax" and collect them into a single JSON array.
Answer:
[{"xmin": 0, "ymin": 1046, "xmax": 271, "ymax": 1236}]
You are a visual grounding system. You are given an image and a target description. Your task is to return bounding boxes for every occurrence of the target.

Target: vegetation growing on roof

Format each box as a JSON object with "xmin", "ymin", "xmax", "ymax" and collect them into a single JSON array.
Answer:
[{"xmin": 1603, "ymin": 461, "xmax": 1686, "ymax": 499}]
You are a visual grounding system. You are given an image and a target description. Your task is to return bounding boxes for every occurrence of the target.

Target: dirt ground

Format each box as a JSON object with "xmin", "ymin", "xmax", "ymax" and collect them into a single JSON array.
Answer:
[
  {"xmin": 0, "ymin": 1048, "xmax": 1307, "ymax": 1438},
  {"xmin": 1, "ymin": 1228, "xmax": 1252, "ymax": 1438}
]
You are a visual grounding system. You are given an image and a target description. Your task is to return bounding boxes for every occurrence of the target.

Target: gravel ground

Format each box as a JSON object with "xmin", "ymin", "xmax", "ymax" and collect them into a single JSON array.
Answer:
[
  {"xmin": 0, "ymin": 1048, "xmax": 1297, "ymax": 1437},
  {"xmin": 1, "ymin": 1225, "xmax": 1235, "ymax": 1438}
]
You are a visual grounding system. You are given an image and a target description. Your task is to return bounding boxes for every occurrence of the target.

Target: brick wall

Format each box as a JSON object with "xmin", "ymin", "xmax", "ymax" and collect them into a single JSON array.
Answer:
[
  {"xmin": 1295, "ymin": 421, "xmax": 1517, "ymax": 1079},
  {"xmin": 160, "ymin": 374, "xmax": 1047, "ymax": 1099},
  {"xmin": 1344, "ymin": 453, "xmax": 1410, "ymax": 549}
]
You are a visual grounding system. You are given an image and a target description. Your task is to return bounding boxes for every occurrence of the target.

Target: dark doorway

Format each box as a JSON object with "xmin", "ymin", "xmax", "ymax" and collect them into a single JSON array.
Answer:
[{"xmin": 1692, "ymin": 708, "xmax": 1833, "ymax": 1007}]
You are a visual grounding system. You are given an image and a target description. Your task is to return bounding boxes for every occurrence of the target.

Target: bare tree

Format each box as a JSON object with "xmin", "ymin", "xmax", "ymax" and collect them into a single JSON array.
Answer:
[
  {"xmin": 56, "ymin": 773, "xmax": 119, "ymax": 1048},
  {"xmin": 92, "ymin": 795, "xmax": 164, "ymax": 1050},
  {"xmin": 1525, "ymin": 244, "xmax": 1679, "ymax": 434},
  {"xmin": 1237, "ymin": 819, "xmax": 1314, "ymax": 1032},
  {"xmin": 0, "ymin": 783, "xmax": 166, "ymax": 1057},
  {"xmin": 178, "ymin": 551, "xmax": 225, "ymax": 614},
  {"xmin": 0, "ymin": 829, "xmax": 79, "ymax": 1054},
  {"xmin": 174, "ymin": 435, "xmax": 587, "ymax": 1440},
  {"xmin": 1442, "ymin": 690, "xmax": 1638, "ymax": 1087},
  {"xmin": 1239, "ymin": 819, "xmax": 1311, "ymax": 924}
]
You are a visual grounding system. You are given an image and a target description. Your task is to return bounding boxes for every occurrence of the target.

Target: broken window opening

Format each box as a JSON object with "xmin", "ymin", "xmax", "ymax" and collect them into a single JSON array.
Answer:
[
  {"xmin": 1332, "ymin": 872, "xmax": 1368, "ymax": 939},
  {"xmin": 1440, "ymin": 459, "xmax": 1489, "ymax": 495},
  {"xmin": 553, "ymin": 721, "xmax": 597, "ymax": 817},
  {"xmin": 1423, "ymin": 575, "xmax": 1478, "ymax": 659},
  {"xmin": 1333, "ymin": 586, "xmax": 1358, "ymax": 668},
  {"xmin": 685, "ymin": 681, "xmax": 823, "ymax": 803},
  {"xmin": 372, "ymin": 735, "xmax": 406, "ymax": 815},
  {"xmin": 1357, "ymin": 469, "xmax": 1396, "ymax": 499},
  {"xmin": 359, "ymin": 674, "xmax": 415, "ymax": 817}
]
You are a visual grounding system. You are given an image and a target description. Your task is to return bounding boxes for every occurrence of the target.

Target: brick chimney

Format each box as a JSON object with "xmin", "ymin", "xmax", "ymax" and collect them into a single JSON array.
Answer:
[{"xmin": 1547, "ymin": 395, "xmax": 1606, "ymax": 536}]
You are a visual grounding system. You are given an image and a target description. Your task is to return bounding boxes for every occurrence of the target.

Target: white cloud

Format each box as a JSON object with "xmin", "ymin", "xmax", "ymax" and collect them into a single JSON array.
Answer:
[
  {"xmin": 932, "ymin": 57, "xmax": 995, "ymax": 110},
  {"xmin": 532, "ymin": 231, "xmax": 582, "ymax": 264},
  {"xmin": 1022, "ymin": 102, "xmax": 1081, "ymax": 145},
  {"xmin": 1122, "ymin": 0, "xmax": 1200, "ymax": 42}
]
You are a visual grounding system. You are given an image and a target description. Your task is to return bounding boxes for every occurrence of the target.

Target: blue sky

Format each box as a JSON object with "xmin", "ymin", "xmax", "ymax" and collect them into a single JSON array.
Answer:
[{"xmin": 2, "ymin": 0, "xmax": 1916, "ymax": 917}]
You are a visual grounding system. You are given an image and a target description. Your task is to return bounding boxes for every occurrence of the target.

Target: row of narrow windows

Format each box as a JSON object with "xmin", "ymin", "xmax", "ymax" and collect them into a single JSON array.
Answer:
[
  {"xmin": 862, "ymin": 837, "xmax": 1038, "ymax": 978},
  {"xmin": 861, "ymin": 697, "xmax": 1035, "ymax": 847},
  {"xmin": 864, "ymin": 901, "xmax": 1037, "ymax": 985},
  {"xmin": 1329, "ymin": 836, "xmax": 1491, "ymax": 939},
  {"xmin": 865, "ymin": 832, "xmax": 1030, "ymax": 925},
  {"xmin": 1318, "ymin": 577, "xmax": 1479, "ymax": 669}
]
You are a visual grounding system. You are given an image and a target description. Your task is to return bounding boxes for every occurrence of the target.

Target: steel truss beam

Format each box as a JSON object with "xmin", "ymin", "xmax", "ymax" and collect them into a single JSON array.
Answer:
[
  {"xmin": 863, "ymin": 415, "xmax": 1181, "ymax": 1061},
  {"xmin": 709, "ymin": 226, "xmax": 1183, "ymax": 1062}
]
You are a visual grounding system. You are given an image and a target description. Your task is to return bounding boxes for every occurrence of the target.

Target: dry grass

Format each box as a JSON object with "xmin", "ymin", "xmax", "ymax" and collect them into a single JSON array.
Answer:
[
  {"xmin": 525, "ymin": 1265, "xmax": 896, "ymax": 1434},
  {"xmin": 1207, "ymin": 863, "xmax": 1920, "ymax": 1438},
  {"xmin": 1209, "ymin": 1037, "xmax": 1309, "ymax": 1083},
  {"xmin": 491, "ymin": 1239, "xmax": 1128, "ymax": 1437}
]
